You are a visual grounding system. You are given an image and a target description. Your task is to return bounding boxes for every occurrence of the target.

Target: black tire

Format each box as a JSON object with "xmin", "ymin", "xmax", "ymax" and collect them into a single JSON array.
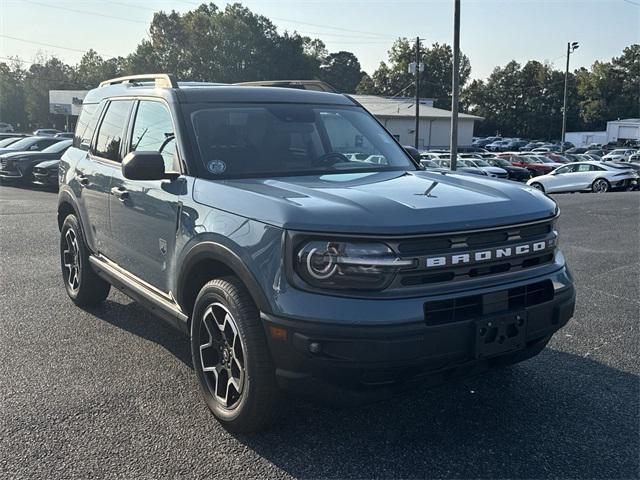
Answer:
[
  {"xmin": 191, "ymin": 277, "xmax": 279, "ymax": 433},
  {"xmin": 60, "ymin": 214, "xmax": 111, "ymax": 306},
  {"xmin": 591, "ymin": 178, "xmax": 610, "ymax": 193},
  {"xmin": 530, "ymin": 182, "xmax": 545, "ymax": 192}
]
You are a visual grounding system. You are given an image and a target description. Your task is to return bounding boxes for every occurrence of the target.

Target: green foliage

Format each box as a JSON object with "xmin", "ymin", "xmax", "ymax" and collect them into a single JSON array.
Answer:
[
  {"xmin": 318, "ymin": 51, "xmax": 364, "ymax": 93},
  {"xmin": 356, "ymin": 39, "xmax": 471, "ymax": 108}
]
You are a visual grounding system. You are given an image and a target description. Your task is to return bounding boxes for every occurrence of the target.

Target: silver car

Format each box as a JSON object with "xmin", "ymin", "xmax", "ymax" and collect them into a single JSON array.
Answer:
[{"xmin": 527, "ymin": 161, "xmax": 638, "ymax": 193}]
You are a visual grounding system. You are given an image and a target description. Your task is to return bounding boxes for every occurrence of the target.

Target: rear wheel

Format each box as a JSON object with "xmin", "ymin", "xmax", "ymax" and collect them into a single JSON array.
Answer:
[
  {"xmin": 591, "ymin": 178, "xmax": 610, "ymax": 193},
  {"xmin": 60, "ymin": 214, "xmax": 111, "ymax": 306},
  {"xmin": 191, "ymin": 277, "xmax": 279, "ymax": 432},
  {"xmin": 530, "ymin": 182, "xmax": 545, "ymax": 192}
]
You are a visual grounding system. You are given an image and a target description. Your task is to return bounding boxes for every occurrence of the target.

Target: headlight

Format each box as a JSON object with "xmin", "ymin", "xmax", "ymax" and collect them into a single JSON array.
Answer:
[{"xmin": 294, "ymin": 240, "xmax": 413, "ymax": 290}]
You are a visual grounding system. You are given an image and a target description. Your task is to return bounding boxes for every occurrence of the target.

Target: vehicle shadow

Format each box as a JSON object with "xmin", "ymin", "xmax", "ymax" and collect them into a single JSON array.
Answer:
[
  {"xmin": 236, "ymin": 350, "xmax": 638, "ymax": 479},
  {"xmin": 85, "ymin": 299, "xmax": 638, "ymax": 479},
  {"xmin": 83, "ymin": 298, "xmax": 193, "ymax": 368}
]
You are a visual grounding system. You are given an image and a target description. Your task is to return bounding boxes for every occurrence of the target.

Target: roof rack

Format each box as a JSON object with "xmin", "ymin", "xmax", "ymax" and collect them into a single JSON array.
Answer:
[
  {"xmin": 235, "ymin": 80, "xmax": 337, "ymax": 93},
  {"xmin": 99, "ymin": 74, "xmax": 179, "ymax": 89}
]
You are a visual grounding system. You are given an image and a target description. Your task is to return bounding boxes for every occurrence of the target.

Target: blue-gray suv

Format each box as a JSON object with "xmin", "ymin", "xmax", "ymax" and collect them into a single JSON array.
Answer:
[{"xmin": 58, "ymin": 74, "xmax": 575, "ymax": 432}]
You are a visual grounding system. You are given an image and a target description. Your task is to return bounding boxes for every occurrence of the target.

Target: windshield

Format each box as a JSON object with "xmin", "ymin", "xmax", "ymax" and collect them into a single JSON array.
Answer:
[
  {"xmin": 5, "ymin": 137, "xmax": 37, "ymax": 150},
  {"xmin": 42, "ymin": 139, "xmax": 71, "ymax": 153},
  {"xmin": 0, "ymin": 137, "xmax": 20, "ymax": 147},
  {"xmin": 473, "ymin": 159, "xmax": 491, "ymax": 167},
  {"xmin": 422, "ymin": 160, "xmax": 438, "ymax": 168},
  {"xmin": 493, "ymin": 159, "xmax": 510, "ymax": 167},
  {"xmin": 186, "ymin": 103, "xmax": 416, "ymax": 178}
]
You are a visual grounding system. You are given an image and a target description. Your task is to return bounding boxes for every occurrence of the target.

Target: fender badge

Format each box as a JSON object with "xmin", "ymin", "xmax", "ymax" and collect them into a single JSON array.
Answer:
[{"xmin": 159, "ymin": 238, "xmax": 168, "ymax": 256}]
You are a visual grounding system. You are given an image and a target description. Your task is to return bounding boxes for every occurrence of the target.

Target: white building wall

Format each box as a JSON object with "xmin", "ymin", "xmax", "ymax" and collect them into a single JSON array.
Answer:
[
  {"xmin": 565, "ymin": 131, "xmax": 607, "ymax": 147},
  {"xmin": 379, "ymin": 117, "xmax": 475, "ymax": 148}
]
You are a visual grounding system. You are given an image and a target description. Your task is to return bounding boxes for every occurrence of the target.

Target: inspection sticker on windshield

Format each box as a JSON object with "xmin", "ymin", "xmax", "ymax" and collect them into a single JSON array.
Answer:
[{"xmin": 207, "ymin": 160, "xmax": 227, "ymax": 175}]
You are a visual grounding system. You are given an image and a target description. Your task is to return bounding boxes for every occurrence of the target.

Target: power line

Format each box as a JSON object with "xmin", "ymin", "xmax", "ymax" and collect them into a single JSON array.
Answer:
[
  {"xmin": 269, "ymin": 16, "xmax": 396, "ymax": 39},
  {"xmin": 20, "ymin": 0, "xmax": 149, "ymax": 24},
  {"xmin": 0, "ymin": 35, "xmax": 116, "ymax": 58}
]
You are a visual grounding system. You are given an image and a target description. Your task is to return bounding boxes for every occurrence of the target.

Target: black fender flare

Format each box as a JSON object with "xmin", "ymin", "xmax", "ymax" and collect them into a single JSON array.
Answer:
[{"xmin": 176, "ymin": 241, "xmax": 271, "ymax": 314}]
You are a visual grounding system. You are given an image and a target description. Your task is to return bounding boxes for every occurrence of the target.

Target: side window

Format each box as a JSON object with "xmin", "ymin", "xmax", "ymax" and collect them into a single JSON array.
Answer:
[
  {"xmin": 577, "ymin": 164, "xmax": 591, "ymax": 172},
  {"xmin": 73, "ymin": 104, "xmax": 99, "ymax": 150},
  {"xmin": 555, "ymin": 166, "xmax": 572, "ymax": 174},
  {"xmin": 36, "ymin": 139, "xmax": 59, "ymax": 150},
  {"xmin": 130, "ymin": 101, "xmax": 177, "ymax": 172},
  {"xmin": 94, "ymin": 101, "xmax": 133, "ymax": 162}
]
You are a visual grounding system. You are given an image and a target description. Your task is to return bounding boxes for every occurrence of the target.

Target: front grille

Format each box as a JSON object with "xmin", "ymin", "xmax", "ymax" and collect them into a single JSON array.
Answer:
[
  {"xmin": 389, "ymin": 219, "xmax": 557, "ymax": 289},
  {"xmin": 424, "ymin": 280, "xmax": 554, "ymax": 325},
  {"xmin": 0, "ymin": 158, "xmax": 6, "ymax": 169}
]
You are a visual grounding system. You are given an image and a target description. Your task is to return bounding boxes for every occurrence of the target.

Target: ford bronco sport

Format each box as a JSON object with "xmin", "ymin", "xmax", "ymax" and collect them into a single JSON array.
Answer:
[{"xmin": 58, "ymin": 74, "xmax": 575, "ymax": 432}]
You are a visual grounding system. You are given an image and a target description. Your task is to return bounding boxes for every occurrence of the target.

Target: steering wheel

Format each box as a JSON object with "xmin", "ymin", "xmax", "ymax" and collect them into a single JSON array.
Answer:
[{"xmin": 311, "ymin": 152, "xmax": 350, "ymax": 168}]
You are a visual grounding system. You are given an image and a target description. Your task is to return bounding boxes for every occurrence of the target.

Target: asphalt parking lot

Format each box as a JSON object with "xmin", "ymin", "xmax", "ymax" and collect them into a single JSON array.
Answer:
[{"xmin": 0, "ymin": 184, "xmax": 638, "ymax": 480}]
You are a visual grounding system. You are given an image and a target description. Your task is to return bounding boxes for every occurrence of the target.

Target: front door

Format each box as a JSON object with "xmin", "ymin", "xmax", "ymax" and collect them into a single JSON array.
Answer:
[{"xmin": 108, "ymin": 99, "xmax": 183, "ymax": 293}]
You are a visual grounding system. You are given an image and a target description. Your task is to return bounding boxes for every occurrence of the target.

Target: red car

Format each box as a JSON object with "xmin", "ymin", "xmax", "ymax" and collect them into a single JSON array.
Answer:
[{"xmin": 498, "ymin": 153, "xmax": 555, "ymax": 176}]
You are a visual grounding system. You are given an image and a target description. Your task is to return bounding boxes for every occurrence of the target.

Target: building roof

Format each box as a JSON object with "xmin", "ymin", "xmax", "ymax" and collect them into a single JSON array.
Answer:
[{"xmin": 351, "ymin": 95, "xmax": 483, "ymax": 121}]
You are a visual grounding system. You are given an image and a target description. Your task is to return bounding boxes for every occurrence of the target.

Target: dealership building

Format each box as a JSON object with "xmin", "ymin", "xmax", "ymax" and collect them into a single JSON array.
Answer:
[{"xmin": 351, "ymin": 95, "xmax": 483, "ymax": 149}]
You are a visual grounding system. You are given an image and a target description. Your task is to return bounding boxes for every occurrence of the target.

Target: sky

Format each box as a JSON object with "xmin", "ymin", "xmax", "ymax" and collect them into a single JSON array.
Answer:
[{"xmin": 0, "ymin": 0, "xmax": 638, "ymax": 80}]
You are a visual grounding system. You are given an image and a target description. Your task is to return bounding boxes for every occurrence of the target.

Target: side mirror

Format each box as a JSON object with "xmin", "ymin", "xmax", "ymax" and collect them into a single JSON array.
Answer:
[
  {"xmin": 122, "ymin": 151, "xmax": 175, "ymax": 181},
  {"xmin": 403, "ymin": 145, "xmax": 422, "ymax": 162}
]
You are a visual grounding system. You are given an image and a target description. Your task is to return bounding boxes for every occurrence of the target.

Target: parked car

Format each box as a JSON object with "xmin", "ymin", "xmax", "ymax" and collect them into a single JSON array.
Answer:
[
  {"xmin": 463, "ymin": 158, "xmax": 508, "ymax": 178},
  {"xmin": 504, "ymin": 139, "xmax": 528, "ymax": 151},
  {"xmin": 499, "ymin": 153, "xmax": 555, "ymax": 176},
  {"xmin": 602, "ymin": 149, "xmax": 637, "ymax": 162},
  {"xmin": 0, "ymin": 137, "xmax": 23, "ymax": 148},
  {"xmin": 586, "ymin": 149, "xmax": 607, "ymax": 158},
  {"xmin": 628, "ymin": 152, "xmax": 640, "ymax": 163},
  {"xmin": 33, "ymin": 128, "xmax": 62, "ymax": 136},
  {"xmin": 31, "ymin": 159, "xmax": 62, "ymax": 188},
  {"xmin": 55, "ymin": 132, "xmax": 75, "ymax": 139},
  {"xmin": 565, "ymin": 147, "xmax": 587, "ymax": 154},
  {"xmin": 427, "ymin": 156, "xmax": 489, "ymax": 176},
  {"xmin": 527, "ymin": 161, "xmax": 638, "ymax": 193},
  {"xmin": 0, "ymin": 122, "xmax": 14, "ymax": 133},
  {"xmin": 486, "ymin": 158, "xmax": 531, "ymax": 181},
  {"xmin": 0, "ymin": 132, "xmax": 28, "ymax": 141},
  {"xmin": 486, "ymin": 139, "xmax": 511, "ymax": 152},
  {"xmin": 58, "ymin": 74, "xmax": 574, "ymax": 432},
  {"xmin": 0, "ymin": 139, "xmax": 71, "ymax": 181},
  {"xmin": 0, "ymin": 135, "xmax": 64, "ymax": 156}
]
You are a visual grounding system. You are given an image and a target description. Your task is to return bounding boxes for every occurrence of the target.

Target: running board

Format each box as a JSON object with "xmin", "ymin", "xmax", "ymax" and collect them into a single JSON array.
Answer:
[{"xmin": 88, "ymin": 255, "xmax": 189, "ymax": 334}]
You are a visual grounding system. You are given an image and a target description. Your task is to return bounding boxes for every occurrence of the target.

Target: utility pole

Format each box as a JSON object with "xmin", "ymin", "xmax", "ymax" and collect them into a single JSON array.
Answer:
[
  {"xmin": 449, "ymin": 0, "xmax": 460, "ymax": 171},
  {"xmin": 561, "ymin": 41, "xmax": 579, "ymax": 151},
  {"xmin": 414, "ymin": 36, "xmax": 421, "ymax": 149}
]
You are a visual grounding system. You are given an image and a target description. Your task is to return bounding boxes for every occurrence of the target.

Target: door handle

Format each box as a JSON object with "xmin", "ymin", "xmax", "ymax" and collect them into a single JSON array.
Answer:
[
  {"xmin": 77, "ymin": 173, "xmax": 89, "ymax": 186},
  {"xmin": 110, "ymin": 186, "xmax": 129, "ymax": 201}
]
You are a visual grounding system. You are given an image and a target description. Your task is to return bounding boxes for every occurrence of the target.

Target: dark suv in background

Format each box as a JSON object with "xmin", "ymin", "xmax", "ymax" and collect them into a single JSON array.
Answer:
[{"xmin": 58, "ymin": 74, "xmax": 575, "ymax": 432}]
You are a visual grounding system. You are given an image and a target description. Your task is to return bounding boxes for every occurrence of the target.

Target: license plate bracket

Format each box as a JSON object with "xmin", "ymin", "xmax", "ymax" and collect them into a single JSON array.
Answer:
[{"xmin": 475, "ymin": 312, "xmax": 527, "ymax": 358}]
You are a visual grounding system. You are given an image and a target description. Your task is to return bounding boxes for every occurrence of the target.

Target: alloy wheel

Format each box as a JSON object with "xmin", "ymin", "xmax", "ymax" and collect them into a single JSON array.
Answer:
[
  {"xmin": 593, "ymin": 179, "xmax": 609, "ymax": 193},
  {"xmin": 62, "ymin": 229, "xmax": 81, "ymax": 292},
  {"xmin": 199, "ymin": 303, "xmax": 246, "ymax": 409}
]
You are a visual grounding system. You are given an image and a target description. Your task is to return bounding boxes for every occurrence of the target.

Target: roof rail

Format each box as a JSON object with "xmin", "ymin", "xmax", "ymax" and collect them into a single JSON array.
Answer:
[
  {"xmin": 99, "ymin": 74, "xmax": 179, "ymax": 89},
  {"xmin": 235, "ymin": 80, "xmax": 338, "ymax": 93}
]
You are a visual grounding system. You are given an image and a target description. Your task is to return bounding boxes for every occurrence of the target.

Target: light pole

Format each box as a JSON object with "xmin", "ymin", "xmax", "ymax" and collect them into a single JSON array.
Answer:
[
  {"xmin": 450, "ymin": 0, "xmax": 461, "ymax": 171},
  {"xmin": 561, "ymin": 41, "xmax": 579, "ymax": 150}
]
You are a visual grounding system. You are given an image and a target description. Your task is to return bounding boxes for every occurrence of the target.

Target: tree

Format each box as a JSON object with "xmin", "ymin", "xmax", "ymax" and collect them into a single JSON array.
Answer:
[
  {"xmin": 357, "ymin": 39, "xmax": 471, "ymax": 108},
  {"xmin": 318, "ymin": 51, "xmax": 363, "ymax": 93},
  {"xmin": 0, "ymin": 61, "xmax": 27, "ymax": 128}
]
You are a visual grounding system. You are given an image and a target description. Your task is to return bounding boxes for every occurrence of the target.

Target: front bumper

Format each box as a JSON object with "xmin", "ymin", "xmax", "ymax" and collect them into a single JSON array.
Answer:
[
  {"xmin": 0, "ymin": 169, "xmax": 22, "ymax": 179},
  {"xmin": 32, "ymin": 169, "xmax": 58, "ymax": 186},
  {"xmin": 261, "ymin": 267, "xmax": 575, "ymax": 403}
]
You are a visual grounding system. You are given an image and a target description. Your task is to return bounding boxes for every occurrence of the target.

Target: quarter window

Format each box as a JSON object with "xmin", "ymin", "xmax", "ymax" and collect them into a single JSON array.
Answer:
[
  {"xmin": 73, "ymin": 103, "xmax": 100, "ymax": 150},
  {"xmin": 130, "ymin": 101, "xmax": 177, "ymax": 172},
  {"xmin": 94, "ymin": 100, "xmax": 133, "ymax": 162}
]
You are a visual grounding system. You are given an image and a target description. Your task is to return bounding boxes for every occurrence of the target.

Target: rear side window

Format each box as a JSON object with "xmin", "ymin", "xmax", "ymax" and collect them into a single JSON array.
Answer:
[
  {"xmin": 73, "ymin": 104, "xmax": 99, "ymax": 150},
  {"xmin": 34, "ymin": 138, "xmax": 60, "ymax": 150},
  {"xmin": 130, "ymin": 100, "xmax": 177, "ymax": 172},
  {"xmin": 93, "ymin": 101, "xmax": 133, "ymax": 162}
]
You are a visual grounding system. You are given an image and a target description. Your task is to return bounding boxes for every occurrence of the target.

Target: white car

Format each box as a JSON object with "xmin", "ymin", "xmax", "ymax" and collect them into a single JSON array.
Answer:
[
  {"xmin": 602, "ymin": 149, "xmax": 636, "ymax": 162},
  {"xmin": 0, "ymin": 122, "xmax": 14, "ymax": 133},
  {"xmin": 527, "ymin": 161, "xmax": 638, "ymax": 193},
  {"xmin": 628, "ymin": 152, "xmax": 640, "ymax": 163}
]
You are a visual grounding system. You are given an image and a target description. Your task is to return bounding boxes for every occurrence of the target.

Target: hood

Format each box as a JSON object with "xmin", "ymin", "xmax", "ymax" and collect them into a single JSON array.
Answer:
[
  {"xmin": 479, "ymin": 166, "xmax": 507, "ymax": 174},
  {"xmin": 34, "ymin": 159, "xmax": 60, "ymax": 169},
  {"xmin": 0, "ymin": 151, "xmax": 59, "ymax": 162},
  {"xmin": 193, "ymin": 170, "xmax": 557, "ymax": 235}
]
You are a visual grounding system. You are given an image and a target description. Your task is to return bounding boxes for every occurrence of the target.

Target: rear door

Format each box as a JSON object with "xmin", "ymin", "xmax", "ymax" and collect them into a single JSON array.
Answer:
[
  {"xmin": 74, "ymin": 100, "xmax": 133, "ymax": 254},
  {"xmin": 108, "ymin": 99, "xmax": 183, "ymax": 292}
]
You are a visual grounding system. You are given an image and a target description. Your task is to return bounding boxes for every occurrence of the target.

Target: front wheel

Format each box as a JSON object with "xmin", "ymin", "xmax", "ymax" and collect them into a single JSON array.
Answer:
[
  {"xmin": 591, "ymin": 178, "xmax": 610, "ymax": 193},
  {"xmin": 530, "ymin": 182, "xmax": 545, "ymax": 192},
  {"xmin": 191, "ymin": 277, "xmax": 279, "ymax": 432}
]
